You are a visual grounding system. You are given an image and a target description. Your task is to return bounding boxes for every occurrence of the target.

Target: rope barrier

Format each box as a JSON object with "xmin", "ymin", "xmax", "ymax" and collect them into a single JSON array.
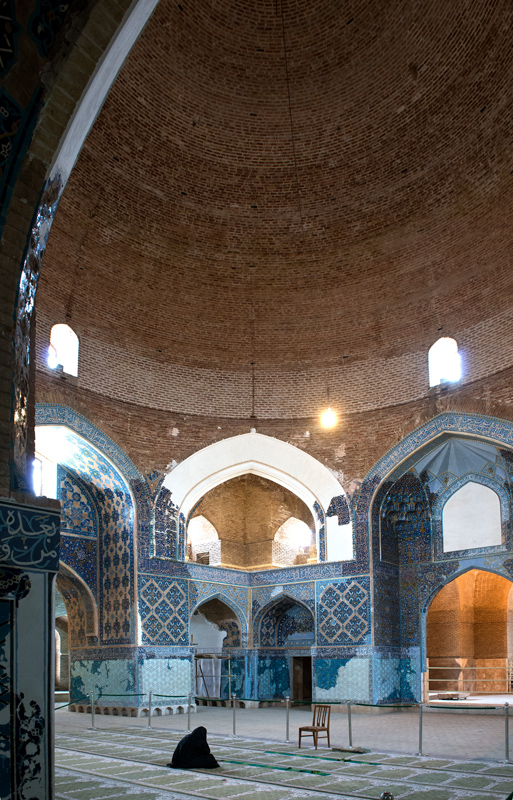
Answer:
[
  {"xmin": 55, "ymin": 696, "xmax": 89, "ymax": 710},
  {"xmin": 426, "ymin": 704, "xmax": 501, "ymax": 710},
  {"xmin": 97, "ymin": 693, "xmax": 146, "ymax": 697},
  {"xmin": 153, "ymin": 694, "xmax": 190, "ymax": 699},
  {"xmin": 353, "ymin": 702, "xmax": 418, "ymax": 708}
]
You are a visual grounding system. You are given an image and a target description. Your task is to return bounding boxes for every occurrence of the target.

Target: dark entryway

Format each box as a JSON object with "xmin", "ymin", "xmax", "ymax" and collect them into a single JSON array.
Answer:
[{"xmin": 292, "ymin": 657, "xmax": 312, "ymax": 701}]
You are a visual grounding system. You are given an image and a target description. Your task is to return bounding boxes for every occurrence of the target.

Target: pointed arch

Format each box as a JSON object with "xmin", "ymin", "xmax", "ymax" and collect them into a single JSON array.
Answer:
[
  {"xmin": 191, "ymin": 594, "xmax": 245, "ymax": 649},
  {"xmin": 163, "ymin": 432, "xmax": 351, "ymax": 562},
  {"xmin": 56, "ymin": 563, "xmax": 98, "ymax": 648},
  {"xmin": 355, "ymin": 412, "xmax": 513, "ymax": 571},
  {"xmin": 253, "ymin": 593, "xmax": 314, "ymax": 648}
]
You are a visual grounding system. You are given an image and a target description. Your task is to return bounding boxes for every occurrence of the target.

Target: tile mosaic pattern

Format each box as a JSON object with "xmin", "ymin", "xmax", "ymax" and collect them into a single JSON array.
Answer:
[
  {"xmin": 35, "ymin": 405, "xmax": 142, "ymax": 481},
  {"xmin": 0, "ymin": 598, "xmax": 11, "ymax": 800},
  {"xmin": 58, "ymin": 465, "xmax": 97, "ymax": 537},
  {"xmin": 252, "ymin": 582, "xmax": 315, "ymax": 616},
  {"xmin": 59, "ymin": 536, "xmax": 97, "ymax": 597},
  {"xmin": 313, "ymin": 500, "xmax": 326, "ymax": 561},
  {"xmin": 257, "ymin": 654, "xmax": 290, "ymax": 698},
  {"xmin": 140, "ymin": 657, "xmax": 191, "ymax": 698},
  {"xmin": 70, "ymin": 658, "xmax": 137, "ymax": 706},
  {"xmin": 153, "ymin": 486, "xmax": 178, "ymax": 559},
  {"xmin": 379, "ymin": 473, "xmax": 432, "ymax": 565},
  {"xmin": 189, "ymin": 580, "xmax": 249, "ymax": 632},
  {"xmin": 28, "ymin": 0, "xmax": 72, "ymax": 57},
  {"xmin": 0, "ymin": 3, "xmax": 19, "ymax": 79},
  {"xmin": 277, "ymin": 605, "xmax": 315, "ymax": 646},
  {"xmin": 138, "ymin": 576, "xmax": 189, "ymax": 645},
  {"xmin": 57, "ymin": 573, "xmax": 88, "ymax": 647},
  {"xmin": 314, "ymin": 655, "xmax": 371, "ymax": 702},
  {"xmin": 258, "ymin": 597, "xmax": 314, "ymax": 648},
  {"xmin": 372, "ymin": 654, "xmax": 419, "ymax": 703},
  {"xmin": 373, "ymin": 567, "xmax": 400, "ymax": 647},
  {"xmin": 316, "ymin": 578, "xmax": 371, "ymax": 646},
  {"xmin": 326, "ymin": 494, "xmax": 351, "ymax": 525},
  {"xmin": 36, "ymin": 415, "xmax": 136, "ymax": 645}
]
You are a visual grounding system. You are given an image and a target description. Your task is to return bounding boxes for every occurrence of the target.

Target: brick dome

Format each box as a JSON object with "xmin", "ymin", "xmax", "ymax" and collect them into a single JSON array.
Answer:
[{"xmin": 37, "ymin": 0, "xmax": 513, "ymax": 418}]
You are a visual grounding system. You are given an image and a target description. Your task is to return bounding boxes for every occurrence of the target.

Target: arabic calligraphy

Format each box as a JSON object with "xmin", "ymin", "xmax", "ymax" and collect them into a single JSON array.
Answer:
[{"xmin": 0, "ymin": 504, "xmax": 60, "ymax": 571}]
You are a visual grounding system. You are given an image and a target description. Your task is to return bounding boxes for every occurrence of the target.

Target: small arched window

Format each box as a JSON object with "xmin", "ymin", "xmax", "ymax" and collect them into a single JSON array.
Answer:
[
  {"xmin": 428, "ymin": 337, "xmax": 461, "ymax": 387},
  {"xmin": 48, "ymin": 324, "xmax": 79, "ymax": 376}
]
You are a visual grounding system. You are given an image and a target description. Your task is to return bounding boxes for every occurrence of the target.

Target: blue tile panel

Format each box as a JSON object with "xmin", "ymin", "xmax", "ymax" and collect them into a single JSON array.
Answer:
[
  {"xmin": 316, "ymin": 578, "xmax": 371, "ymax": 646},
  {"xmin": 70, "ymin": 658, "xmax": 137, "ymax": 706},
  {"xmin": 138, "ymin": 576, "xmax": 189, "ymax": 646},
  {"xmin": 58, "ymin": 465, "xmax": 97, "ymax": 537},
  {"xmin": 257, "ymin": 655, "xmax": 290, "ymax": 699},
  {"xmin": 327, "ymin": 495, "xmax": 351, "ymax": 525}
]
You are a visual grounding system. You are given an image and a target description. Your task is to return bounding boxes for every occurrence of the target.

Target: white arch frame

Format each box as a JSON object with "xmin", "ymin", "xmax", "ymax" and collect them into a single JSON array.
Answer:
[{"xmin": 163, "ymin": 432, "xmax": 351, "ymax": 561}]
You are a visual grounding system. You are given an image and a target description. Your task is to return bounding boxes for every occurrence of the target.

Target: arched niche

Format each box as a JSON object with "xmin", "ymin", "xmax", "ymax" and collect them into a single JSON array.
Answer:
[
  {"xmin": 442, "ymin": 481, "xmax": 502, "ymax": 552},
  {"xmin": 254, "ymin": 595, "xmax": 314, "ymax": 648},
  {"xmin": 191, "ymin": 597, "xmax": 244, "ymax": 700},
  {"xmin": 191, "ymin": 597, "xmax": 242, "ymax": 650},
  {"xmin": 187, "ymin": 473, "xmax": 315, "ymax": 570},
  {"xmin": 187, "ymin": 516, "xmax": 221, "ymax": 565},
  {"xmin": 35, "ymin": 406, "xmax": 142, "ymax": 646},
  {"xmin": 163, "ymin": 432, "xmax": 352, "ymax": 562}
]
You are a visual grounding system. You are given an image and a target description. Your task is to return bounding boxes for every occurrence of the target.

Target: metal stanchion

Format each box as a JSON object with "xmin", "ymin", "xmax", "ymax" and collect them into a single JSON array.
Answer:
[
  {"xmin": 505, "ymin": 702, "xmax": 510, "ymax": 762},
  {"xmin": 347, "ymin": 700, "xmax": 353, "ymax": 748},
  {"xmin": 90, "ymin": 692, "xmax": 96, "ymax": 730},
  {"xmin": 232, "ymin": 694, "xmax": 237, "ymax": 737},
  {"xmin": 188, "ymin": 693, "xmax": 192, "ymax": 732},
  {"xmin": 285, "ymin": 696, "xmax": 290, "ymax": 742},
  {"xmin": 148, "ymin": 689, "xmax": 152, "ymax": 729},
  {"xmin": 418, "ymin": 703, "xmax": 423, "ymax": 756}
]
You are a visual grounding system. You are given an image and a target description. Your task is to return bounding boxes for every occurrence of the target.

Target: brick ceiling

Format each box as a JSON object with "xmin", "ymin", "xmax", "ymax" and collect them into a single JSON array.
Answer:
[{"xmin": 38, "ymin": 0, "xmax": 513, "ymax": 411}]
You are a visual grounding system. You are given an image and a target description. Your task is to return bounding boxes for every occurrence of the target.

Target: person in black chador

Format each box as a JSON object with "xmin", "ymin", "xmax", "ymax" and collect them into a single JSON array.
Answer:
[{"xmin": 168, "ymin": 726, "xmax": 219, "ymax": 769}]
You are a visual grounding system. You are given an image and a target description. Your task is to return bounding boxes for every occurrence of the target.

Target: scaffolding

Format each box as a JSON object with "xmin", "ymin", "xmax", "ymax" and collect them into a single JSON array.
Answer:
[{"xmin": 194, "ymin": 649, "xmax": 233, "ymax": 702}]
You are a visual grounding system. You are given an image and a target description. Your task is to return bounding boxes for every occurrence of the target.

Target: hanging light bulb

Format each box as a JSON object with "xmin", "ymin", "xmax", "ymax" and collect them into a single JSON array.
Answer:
[
  {"xmin": 320, "ymin": 406, "xmax": 337, "ymax": 428},
  {"xmin": 320, "ymin": 387, "xmax": 338, "ymax": 428}
]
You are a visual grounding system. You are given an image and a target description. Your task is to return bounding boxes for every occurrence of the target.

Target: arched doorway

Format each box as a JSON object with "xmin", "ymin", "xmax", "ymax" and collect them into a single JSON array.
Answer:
[{"xmin": 426, "ymin": 569, "xmax": 513, "ymax": 697}]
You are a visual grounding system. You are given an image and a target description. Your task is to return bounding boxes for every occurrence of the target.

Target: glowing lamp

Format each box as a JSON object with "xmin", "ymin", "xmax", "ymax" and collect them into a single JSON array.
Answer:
[{"xmin": 320, "ymin": 407, "xmax": 337, "ymax": 428}]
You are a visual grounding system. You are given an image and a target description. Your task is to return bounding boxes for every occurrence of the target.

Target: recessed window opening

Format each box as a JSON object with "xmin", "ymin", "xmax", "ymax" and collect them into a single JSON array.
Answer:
[
  {"xmin": 48, "ymin": 324, "xmax": 79, "ymax": 376},
  {"xmin": 272, "ymin": 517, "xmax": 314, "ymax": 567},
  {"xmin": 34, "ymin": 426, "xmax": 73, "ymax": 498},
  {"xmin": 187, "ymin": 516, "xmax": 221, "ymax": 565},
  {"xmin": 428, "ymin": 337, "xmax": 461, "ymax": 387}
]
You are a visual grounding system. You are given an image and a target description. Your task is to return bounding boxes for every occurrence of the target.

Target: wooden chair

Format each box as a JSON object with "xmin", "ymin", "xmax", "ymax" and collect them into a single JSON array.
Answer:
[{"xmin": 298, "ymin": 704, "xmax": 331, "ymax": 748}]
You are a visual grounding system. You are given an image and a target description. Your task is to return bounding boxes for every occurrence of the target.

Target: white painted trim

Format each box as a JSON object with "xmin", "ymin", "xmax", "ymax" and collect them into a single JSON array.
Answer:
[
  {"xmin": 163, "ymin": 432, "xmax": 352, "ymax": 560},
  {"xmin": 49, "ymin": 0, "xmax": 160, "ymax": 185}
]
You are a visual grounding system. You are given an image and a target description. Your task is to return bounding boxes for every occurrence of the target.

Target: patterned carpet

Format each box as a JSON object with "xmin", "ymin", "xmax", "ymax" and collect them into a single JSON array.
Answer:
[{"xmin": 55, "ymin": 728, "xmax": 513, "ymax": 800}]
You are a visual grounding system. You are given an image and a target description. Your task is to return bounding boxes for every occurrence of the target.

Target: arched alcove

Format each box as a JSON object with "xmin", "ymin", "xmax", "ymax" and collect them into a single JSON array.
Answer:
[
  {"xmin": 187, "ymin": 473, "xmax": 315, "ymax": 570},
  {"xmin": 187, "ymin": 516, "xmax": 221, "ymax": 565},
  {"xmin": 164, "ymin": 433, "xmax": 352, "ymax": 563},
  {"xmin": 272, "ymin": 517, "xmax": 314, "ymax": 567},
  {"xmin": 426, "ymin": 569, "xmax": 513, "ymax": 696},
  {"xmin": 56, "ymin": 565, "xmax": 98, "ymax": 649},
  {"xmin": 442, "ymin": 481, "xmax": 502, "ymax": 552},
  {"xmin": 191, "ymin": 598, "xmax": 243, "ymax": 700},
  {"xmin": 255, "ymin": 596, "xmax": 314, "ymax": 649}
]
